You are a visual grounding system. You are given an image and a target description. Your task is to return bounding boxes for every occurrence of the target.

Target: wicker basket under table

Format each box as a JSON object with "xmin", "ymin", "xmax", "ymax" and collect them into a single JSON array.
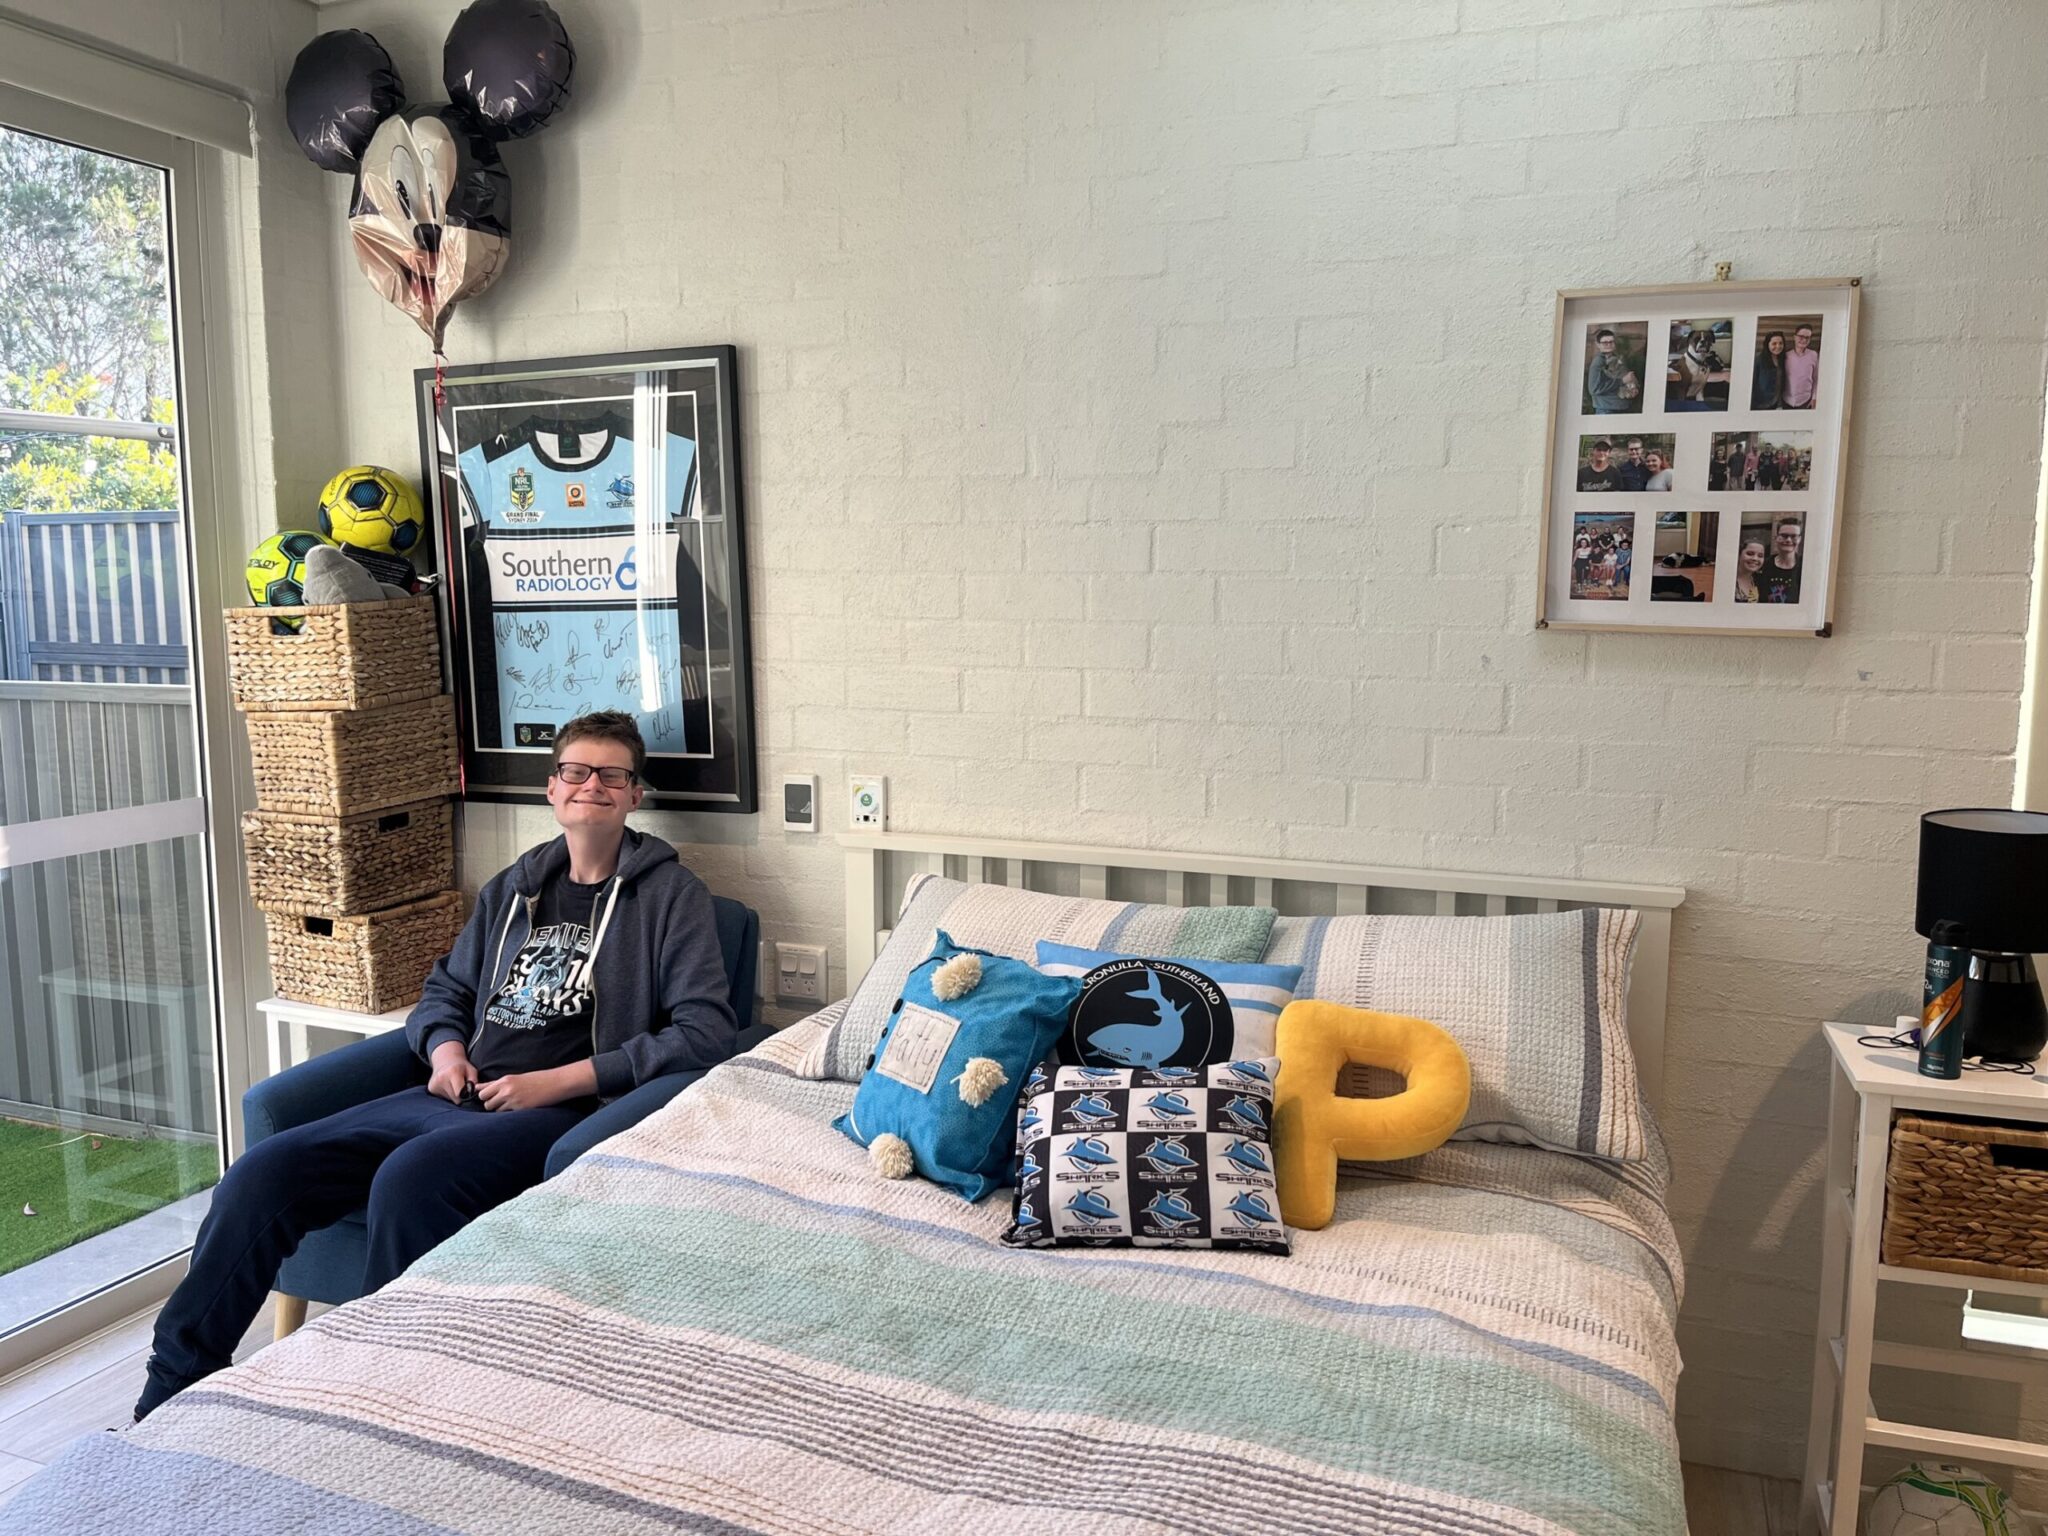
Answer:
[
  {"xmin": 225, "ymin": 597, "xmax": 442, "ymax": 713},
  {"xmin": 262, "ymin": 890, "xmax": 464, "ymax": 1015},
  {"xmin": 243, "ymin": 798, "xmax": 455, "ymax": 917},
  {"xmin": 245, "ymin": 695, "xmax": 460, "ymax": 816},
  {"xmin": 1882, "ymin": 1112, "xmax": 2048, "ymax": 1283}
]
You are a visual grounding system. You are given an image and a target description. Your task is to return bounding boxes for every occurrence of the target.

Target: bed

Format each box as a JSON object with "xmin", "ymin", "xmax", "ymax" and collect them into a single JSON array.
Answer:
[{"xmin": 3, "ymin": 835, "xmax": 1689, "ymax": 1535}]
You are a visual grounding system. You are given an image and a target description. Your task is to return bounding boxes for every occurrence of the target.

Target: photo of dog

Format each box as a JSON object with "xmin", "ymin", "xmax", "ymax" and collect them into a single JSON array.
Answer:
[{"xmin": 1666, "ymin": 318, "xmax": 1733, "ymax": 411}]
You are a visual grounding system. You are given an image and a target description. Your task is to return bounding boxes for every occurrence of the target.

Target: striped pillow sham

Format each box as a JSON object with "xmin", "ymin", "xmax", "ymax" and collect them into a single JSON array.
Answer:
[{"xmin": 1261, "ymin": 907, "xmax": 1647, "ymax": 1162}]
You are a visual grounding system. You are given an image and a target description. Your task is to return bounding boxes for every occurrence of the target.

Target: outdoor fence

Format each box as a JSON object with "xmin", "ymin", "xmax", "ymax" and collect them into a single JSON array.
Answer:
[{"xmin": 0, "ymin": 508, "xmax": 189, "ymax": 684}]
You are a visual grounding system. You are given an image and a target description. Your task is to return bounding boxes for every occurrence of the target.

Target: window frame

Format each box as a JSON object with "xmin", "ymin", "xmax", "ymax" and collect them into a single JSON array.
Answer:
[{"xmin": 0, "ymin": 80, "xmax": 245, "ymax": 1379}]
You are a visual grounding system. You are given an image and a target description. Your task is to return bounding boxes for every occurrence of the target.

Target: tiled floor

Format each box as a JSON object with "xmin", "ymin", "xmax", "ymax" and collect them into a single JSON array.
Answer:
[
  {"xmin": 1683, "ymin": 1462, "xmax": 1802, "ymax": 1534},
  {"xmin": 0, "ymin": 1315, "xmax": 1801, "ymax": 1526},
  {"xmin": 0, "ymin": 1295, "xmax": 325, "ymax": 1510}
]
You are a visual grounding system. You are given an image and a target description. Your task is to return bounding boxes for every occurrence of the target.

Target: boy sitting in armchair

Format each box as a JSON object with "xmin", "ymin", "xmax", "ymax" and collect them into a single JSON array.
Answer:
[{"xmin": 136, "ymin": 710, "xmax": 734, "ymax": 1419}]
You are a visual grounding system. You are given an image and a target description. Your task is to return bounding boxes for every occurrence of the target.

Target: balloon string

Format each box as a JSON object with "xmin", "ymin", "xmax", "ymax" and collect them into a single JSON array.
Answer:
[{"xmin": 429, "ymin": 343, "xmax": 462, "ymax": 799}]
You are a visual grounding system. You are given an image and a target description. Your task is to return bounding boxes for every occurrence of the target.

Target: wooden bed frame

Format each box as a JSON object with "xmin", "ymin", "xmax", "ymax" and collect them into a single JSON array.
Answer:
[{"xmin": 840, "ymin": 831, "xmax": 1686, "ymax": 1110}]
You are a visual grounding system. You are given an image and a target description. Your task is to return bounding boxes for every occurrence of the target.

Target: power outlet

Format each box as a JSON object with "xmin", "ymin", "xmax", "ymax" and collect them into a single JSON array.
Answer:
[
  {"xmin": 774, "ymin": 942, "xmax": 828, "ymax": 1004},
  {"xmin": 850, "ymin": 774, "xmax": 886, "ymax": 829}
]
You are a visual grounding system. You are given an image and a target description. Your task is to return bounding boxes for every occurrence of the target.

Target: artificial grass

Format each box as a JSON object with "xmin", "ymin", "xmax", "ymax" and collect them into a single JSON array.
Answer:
[{"xmin": 0, "ymin": 1117, "xmax": 218, "ymax": 1277}]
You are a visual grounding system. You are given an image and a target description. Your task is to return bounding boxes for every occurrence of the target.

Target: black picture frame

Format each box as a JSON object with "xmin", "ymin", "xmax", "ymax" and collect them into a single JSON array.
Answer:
[{"xmin": 414, "ymin": 345, "xmax": 756, "ymax": 812}]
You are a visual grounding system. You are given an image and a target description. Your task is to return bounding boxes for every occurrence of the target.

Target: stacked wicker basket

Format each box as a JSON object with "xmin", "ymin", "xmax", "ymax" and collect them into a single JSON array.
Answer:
[{"xmin": 225, "ymin": 597, "xmax": 466, "ymax": 1014}]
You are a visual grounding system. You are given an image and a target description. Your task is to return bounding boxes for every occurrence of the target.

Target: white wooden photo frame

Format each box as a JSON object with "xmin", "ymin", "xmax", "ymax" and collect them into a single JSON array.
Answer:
[{"xmin": 1536, "ymin": 277, "xmax": 1860, "ymax": 638}]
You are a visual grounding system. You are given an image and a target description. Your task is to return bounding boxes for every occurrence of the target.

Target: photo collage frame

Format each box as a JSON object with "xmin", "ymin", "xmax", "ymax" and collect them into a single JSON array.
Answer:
[{"xmin": 1537, "ymin": 278, "xmax": 1859, "ymax": 636}]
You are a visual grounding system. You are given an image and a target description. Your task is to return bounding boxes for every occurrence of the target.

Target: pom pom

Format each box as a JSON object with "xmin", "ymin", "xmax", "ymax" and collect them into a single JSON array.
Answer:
[
  {"xmin": 869, "ymin": 1132, "xmax": 914, "ymax": 1180},
  {"xmin": 954, "ymin": 1056, "xmax": 1008, "ymax": 1107},
  {"xmin": 931, "ymin": 952, "xmax": 983, "ymax": 1001}
]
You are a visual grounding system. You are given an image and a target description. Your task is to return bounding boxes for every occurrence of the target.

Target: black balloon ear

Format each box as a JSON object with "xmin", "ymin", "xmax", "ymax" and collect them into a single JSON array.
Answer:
[
  {"xmin": 442, "ymin": 0, "xmax": 575, "ymax": 141},
  {"xmin": 286, "ymin": 30, "xmax": 406, "ymax": 173}
]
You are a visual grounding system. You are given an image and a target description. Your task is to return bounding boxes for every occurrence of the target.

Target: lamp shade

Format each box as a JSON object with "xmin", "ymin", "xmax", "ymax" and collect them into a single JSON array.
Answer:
[{"xmin": 1915, "ymin": 808, "xmax": 2048, "ymax": 953}]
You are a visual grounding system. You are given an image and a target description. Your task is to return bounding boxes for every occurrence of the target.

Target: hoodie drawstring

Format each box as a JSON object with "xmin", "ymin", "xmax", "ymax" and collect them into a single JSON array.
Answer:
[
  {"xmin": 473, "ymin": 895, "xmax": 532, "ymax": 1049},
  {"xmin": 582, "ymin": 874, "xmax": 624, "ymax": 1067},
  {"xmin": 580, "ymin": 875, "xmax": 623, "ymax": 989}
]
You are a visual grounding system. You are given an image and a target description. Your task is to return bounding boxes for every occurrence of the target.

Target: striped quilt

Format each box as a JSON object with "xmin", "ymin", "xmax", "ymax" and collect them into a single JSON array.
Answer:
[{"xmin": 5, "ymin": 1017, "xmax": 1686, "ymax": 1535}]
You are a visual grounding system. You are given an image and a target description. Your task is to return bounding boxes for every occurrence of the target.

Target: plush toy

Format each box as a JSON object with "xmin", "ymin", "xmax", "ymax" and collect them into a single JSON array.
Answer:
[
  {"xmin": 301, "ymin": 543, "xmax": 411, "ymax": 604},
  {"xmin": 1272, "ymin": 1000, "xmax": 1471, "ymax": 1230}
]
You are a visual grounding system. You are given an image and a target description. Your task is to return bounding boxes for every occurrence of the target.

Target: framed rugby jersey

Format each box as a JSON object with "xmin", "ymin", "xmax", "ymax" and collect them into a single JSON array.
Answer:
[{"xmin": 415, "ymin": 346, "xmax": 756, "ymax": 810}]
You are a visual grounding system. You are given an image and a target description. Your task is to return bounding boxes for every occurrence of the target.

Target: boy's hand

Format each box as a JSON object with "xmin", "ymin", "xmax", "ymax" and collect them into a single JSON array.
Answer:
[
  {"xmin": 477, "ymin": 1060, "xmax": 600, "ymax": 1112},
  {"xmin": 477, "ymin": 1070, "xmax": 565, "ymax": 1112},
  {"xmin": 427, "ymin": 1041, "xmax": 478, "ymax": 1103}
]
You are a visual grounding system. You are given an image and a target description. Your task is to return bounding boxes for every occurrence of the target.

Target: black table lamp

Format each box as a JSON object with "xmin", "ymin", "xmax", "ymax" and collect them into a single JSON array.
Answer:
[{"xmin": 1916, "ymin": 809, "xmax": 2048, "ymax": 1064}]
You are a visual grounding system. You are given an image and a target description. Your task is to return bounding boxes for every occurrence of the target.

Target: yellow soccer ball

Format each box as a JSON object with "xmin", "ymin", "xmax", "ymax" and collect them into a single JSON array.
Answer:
[
  {"xmin": 245, "ymin": 529, "xmax": 333, "ymax": 609},
  {"xmin": 317, "ymin": 465, "xmax": 424, "ymax": 556}
]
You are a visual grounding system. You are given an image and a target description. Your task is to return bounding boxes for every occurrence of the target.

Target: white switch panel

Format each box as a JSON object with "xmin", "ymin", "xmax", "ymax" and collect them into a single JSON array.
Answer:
[
  {"xmin": 850, "ymin": 774, "xmax": 886, "ymax": 829},
  {"xmin": 774, "ymin": 942, "xmax": 829, "ymax": 1003}
]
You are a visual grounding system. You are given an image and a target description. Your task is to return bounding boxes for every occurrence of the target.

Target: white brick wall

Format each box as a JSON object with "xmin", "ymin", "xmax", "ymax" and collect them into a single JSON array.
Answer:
[{"xmin": 312, "ymin": 0, "xmax": 2048, "ymax": 1481}]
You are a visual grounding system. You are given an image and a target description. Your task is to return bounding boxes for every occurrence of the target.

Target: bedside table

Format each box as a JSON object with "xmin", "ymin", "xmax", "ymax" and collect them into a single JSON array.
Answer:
[{"xmin": 1803, "ymin": 1021, "xmax": 2048, "ymax": 1534}]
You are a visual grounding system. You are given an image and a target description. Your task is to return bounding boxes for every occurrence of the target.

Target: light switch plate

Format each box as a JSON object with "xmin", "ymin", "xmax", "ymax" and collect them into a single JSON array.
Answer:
[
  {"xmin": 774, "ymin": 942, "xmax": 829, "ymax": 1003},
  {"xmin": 782, "ymin": 775, "xmax": 818, "ymax": 832},
  {"xmin": 850, "ymin": 774, "xmax": 886, "ymax": 829}
]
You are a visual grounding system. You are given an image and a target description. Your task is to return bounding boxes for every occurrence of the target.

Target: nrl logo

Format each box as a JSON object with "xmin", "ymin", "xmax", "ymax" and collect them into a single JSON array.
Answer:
[{"xmin": 509, "ymin": 466, "xmax": 536, "ymax": 510}]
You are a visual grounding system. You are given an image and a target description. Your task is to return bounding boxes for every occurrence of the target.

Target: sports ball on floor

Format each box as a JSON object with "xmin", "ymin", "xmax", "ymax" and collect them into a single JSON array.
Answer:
[
  {"xmin": 317, "ymin": 464, "xmax": 424, "ymax": 555},
  {"xmin": 1865, "ymin": 1463, "xmax": 2016, "ymax": 1536},
  {"xmin": 245, "ymin": 529, "xmax": 334, "ymax": 610}
]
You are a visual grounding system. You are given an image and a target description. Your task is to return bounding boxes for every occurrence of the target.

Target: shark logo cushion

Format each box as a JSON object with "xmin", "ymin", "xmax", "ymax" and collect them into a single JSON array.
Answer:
[
  {"xmin": 834, "ymin": 933, "xmax": 1081, "ymax": 1202},
  {"xmin": 1035, "ymin": 943, "xmax": 1301, "ymax": 1070},
  {"xmin": 822, "ymin": 875, "xmax": 1279, "ymax": 1081},
  {"xmin": 1003, "ymin": 1058, "xmax": 1290, "ymax": 1254}
]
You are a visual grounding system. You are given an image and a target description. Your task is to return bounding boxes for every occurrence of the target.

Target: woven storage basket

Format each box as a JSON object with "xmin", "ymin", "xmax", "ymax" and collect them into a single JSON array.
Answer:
[
  {"xmin": 225, "ymin": 597, "xmax": 442, "ymax": 712},
  {"xmin": 245, "ymin": 695, "xmax": 460, "ymax": 816},
  {"xmin": 1883, "ymin": 1113, "xmax": 2048, "ymax": 1283},
  {"xmin": 242, "ymin": 798, "xmax": 456, "ymax": 916},
  {"xmin": 262, "ymin": 890, "xmax": 464, "ymax": 1014}
]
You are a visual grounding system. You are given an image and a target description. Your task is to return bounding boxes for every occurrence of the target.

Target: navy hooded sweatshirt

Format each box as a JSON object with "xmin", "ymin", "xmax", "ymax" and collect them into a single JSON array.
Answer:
[{"xmin": 404, "ymin": 828, "xmax": 736, "ymax": 1100}]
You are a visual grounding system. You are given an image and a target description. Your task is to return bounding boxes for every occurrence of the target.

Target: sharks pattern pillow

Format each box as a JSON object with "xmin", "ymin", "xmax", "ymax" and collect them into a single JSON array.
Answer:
[{"xmin": 1002, "ymin": 1059, "xmax": 1290, "ymax": 1255}]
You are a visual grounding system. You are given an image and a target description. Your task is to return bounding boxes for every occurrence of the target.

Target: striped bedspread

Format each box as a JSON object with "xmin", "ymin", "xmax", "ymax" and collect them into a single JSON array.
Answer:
[{"xmin": 5, "ymin": 1019, "xmax": 1686, "ymax": 1534}]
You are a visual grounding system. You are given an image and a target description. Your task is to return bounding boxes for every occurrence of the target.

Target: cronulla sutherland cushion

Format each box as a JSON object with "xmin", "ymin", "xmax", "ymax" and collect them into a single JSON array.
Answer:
[
  {"xmin": 1003, "ymin": 1058, "xmax": 1289, "ymax": 1253},
  {"xmin": 822, "ymin": 876, "xmax": 1276, "ymax": 1081},
  {"xmin": 1034, "ymin": 941, "xmax": 1301, "ymax": 1068},
  {"xmin": 1261, "ymin": 908, "xmax": 1647, "ymax": 1162}
]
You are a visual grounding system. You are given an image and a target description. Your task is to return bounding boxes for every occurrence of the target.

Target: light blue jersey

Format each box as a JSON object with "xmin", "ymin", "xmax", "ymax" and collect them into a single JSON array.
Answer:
[
  {"xmin": 456, "ymin": 423, "xmax": 697, "ymax": 533},
  {"xmin": 455, "ymin": 420, "xmax": 711, "ymax": 756}
]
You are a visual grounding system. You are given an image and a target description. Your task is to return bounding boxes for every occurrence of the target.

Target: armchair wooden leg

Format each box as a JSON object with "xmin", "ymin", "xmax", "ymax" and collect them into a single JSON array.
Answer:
[{"xmin": 273, "ymin": 1292, "xmax": 308, "ymax": 1342}]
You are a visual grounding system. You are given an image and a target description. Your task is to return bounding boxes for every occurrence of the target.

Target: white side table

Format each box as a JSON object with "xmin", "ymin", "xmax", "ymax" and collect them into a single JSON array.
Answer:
[
  {"xmin": 1803, "ymin": 1021, "xmax": 2048, "ymax": 1533},
  {"xmin": 256, "ymin": 996, "xmax": 410, "ymax": 1081}
]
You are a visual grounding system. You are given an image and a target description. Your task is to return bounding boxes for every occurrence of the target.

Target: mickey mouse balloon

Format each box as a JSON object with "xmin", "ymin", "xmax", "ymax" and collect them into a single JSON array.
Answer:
[
  {"xmin": 443, "ymin": 0, "xmax": 576, "ymax": 140},
  {"xmin": 282, "ymin": 1, "xmax": 575, "ymax": 351},
  {"xmin": 350, "ymin": 106, "xmax": 510, "ymax": 352}
]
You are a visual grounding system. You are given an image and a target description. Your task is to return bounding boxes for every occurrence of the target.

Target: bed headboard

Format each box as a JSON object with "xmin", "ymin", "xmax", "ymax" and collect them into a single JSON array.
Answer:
[{"xmin": 839, "ymin": 831, "xmax": 1686, "ymax": 1111}]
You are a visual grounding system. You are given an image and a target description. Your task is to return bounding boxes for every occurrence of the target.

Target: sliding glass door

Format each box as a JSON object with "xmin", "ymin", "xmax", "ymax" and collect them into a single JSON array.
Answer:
[{"xmin": 0, "ymin": 99, "xmax": 221, "ymax": 1342}]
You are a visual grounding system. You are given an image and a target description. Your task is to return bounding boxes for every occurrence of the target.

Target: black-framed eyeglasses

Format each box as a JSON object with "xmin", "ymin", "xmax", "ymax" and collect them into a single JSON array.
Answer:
[{"xmin": 553, "ymin": 762, "xmax": 636, "ymax": 788}]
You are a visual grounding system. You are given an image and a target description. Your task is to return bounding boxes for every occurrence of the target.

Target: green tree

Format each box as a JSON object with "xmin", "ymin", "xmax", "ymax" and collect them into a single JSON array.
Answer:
[{"xmin": 0, "ymin": 125, "xmax": 178, "ymax": 513}]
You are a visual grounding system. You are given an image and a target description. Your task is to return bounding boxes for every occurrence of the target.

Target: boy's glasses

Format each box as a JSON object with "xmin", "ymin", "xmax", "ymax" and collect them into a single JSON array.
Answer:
[{"xmin": 553, "ymin": 762, "xmax": 635, "ymax": 788}]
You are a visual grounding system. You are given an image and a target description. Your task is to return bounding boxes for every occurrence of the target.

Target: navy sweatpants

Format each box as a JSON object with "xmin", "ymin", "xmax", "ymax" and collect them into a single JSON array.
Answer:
[{"xmin": 136, "ymin": 1086, "xmax": 593, "ymax": 1418}]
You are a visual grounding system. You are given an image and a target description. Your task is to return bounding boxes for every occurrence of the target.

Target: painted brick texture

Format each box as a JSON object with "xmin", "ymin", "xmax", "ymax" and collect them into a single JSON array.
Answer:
[{"xmin": 315, "ymin": 0, "xmax": 2048, "ymax": 1481}]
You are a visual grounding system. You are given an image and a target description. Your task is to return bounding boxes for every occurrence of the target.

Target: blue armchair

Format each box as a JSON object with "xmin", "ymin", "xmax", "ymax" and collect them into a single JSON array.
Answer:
[{"xmin": 244, "ymin": 893, "xmax": 764, "ymax": 1328}]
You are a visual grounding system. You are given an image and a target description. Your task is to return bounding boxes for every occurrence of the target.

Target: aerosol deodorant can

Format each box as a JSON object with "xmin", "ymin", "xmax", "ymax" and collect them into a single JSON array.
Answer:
[{"xmin": 1918, "ymin": 919, "xmax": 1968, "ymax": 1079}]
